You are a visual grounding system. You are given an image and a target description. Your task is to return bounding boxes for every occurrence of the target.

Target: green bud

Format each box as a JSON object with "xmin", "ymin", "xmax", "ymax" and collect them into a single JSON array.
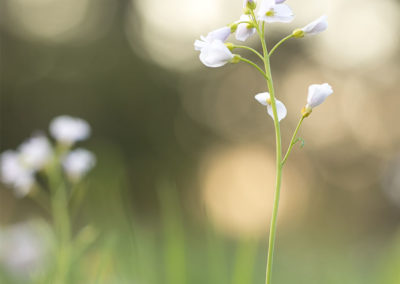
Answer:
[
  {"xmin": 246, "ymin": 0, "xmax": 257, "ymax": 10},
  {"xmin": 243, "ymin": 7, "xmax": 252, "ymax": 15},
  {"xmin": 225, "ymin": 42, "xmax": 235, "ymax": 51},
  {"xmin": 292, "ymin": 28, "xmax": 305, "ymax": 38},
  {"xmin": 230, "ymin": 23, "xmax": 238, "ymax": 33},
  {"xmin": 231, "ymin": 55, "xmax": 241, "ymax": 64}
]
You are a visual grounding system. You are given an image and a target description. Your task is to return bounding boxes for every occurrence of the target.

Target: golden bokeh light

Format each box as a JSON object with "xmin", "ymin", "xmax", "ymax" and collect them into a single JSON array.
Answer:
[{"xmin": 200, "ymin": 144, "xmax": 311, "ymax": 238}]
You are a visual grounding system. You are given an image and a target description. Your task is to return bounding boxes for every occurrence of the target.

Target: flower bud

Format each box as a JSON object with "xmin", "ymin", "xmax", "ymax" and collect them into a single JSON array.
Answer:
[
  {"xmin": 301, "ymin": 15, "xmax": 328, "ymax": 36},
  {"xmin": 303, "ymin": 83, "xmax": 333, "ymax": 117},
  {"xmin": 243, "ymin": 0, "xmax": 256, "ymax": 10}
]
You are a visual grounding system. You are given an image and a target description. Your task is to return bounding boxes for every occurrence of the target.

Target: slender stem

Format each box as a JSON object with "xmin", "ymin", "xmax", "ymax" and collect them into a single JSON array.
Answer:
[
  {"xmin": 269, "ymin": 34, "xmax": 294, "ymax": 57},
  {"xmin": 239, "ymin": 57, "xmax": 268, "ymax": 79},
  {"xmin": 233, "ymin": 45, "xmax": 264, "ymax": 61},
  {"xmin": 250, "ymin": 10, "xmax": 284, "ymax": 284},
  {"xmin": 282, "ymin": 117, "xmax": 305, "ymax": 165}
]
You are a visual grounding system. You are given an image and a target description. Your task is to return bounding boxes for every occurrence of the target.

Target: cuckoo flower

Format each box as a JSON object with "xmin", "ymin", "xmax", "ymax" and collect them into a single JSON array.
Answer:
[
  {"xmin": 257, "ymin": 0, "xmax": 294, "ymax": 23},
  {"xmin": 50, "ymin": 115, "xmax": 90, "ymax": 146},
  {"xmin": 194, "ymin": 27, "xmax": 231, "ymax": 51},
  {"xmin": 293, "ymin": 15, "xmax": 328, "ymax": 38},
  {"xmin": 235, "ymin": 15, "xmax": 256, "ymax": 42},
  {"xmin": 62, "ymin": 148, "xmax": 96, "ymax": 182},
  {"xmin": 18, "ymin": 136, "xmax": 52, "ymax": 171},
  {"xmin": 255, "ymin": 92, "xmax": 287, "ymax": 122},
  {"xmin": 302, "ymin": 83, "xmax": 333, "ymax": 116},
  {"xmin": 198, "ymin": 40, "xmax": 234, "ymax": 68},
  {"xmin": 0, "ymin": 151, "xmax": 34, "ymax": 197}
]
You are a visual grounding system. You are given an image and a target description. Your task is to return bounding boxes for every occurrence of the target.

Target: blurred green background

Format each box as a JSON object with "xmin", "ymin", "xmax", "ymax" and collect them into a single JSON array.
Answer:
[{"xmin": 1, "ymin": 0, "xmax": 400, "ymax": 283}]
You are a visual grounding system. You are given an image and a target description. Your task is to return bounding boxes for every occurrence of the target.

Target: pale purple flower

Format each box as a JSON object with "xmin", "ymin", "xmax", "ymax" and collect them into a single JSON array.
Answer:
[
  {"xmin": 255, "ymin": 92, "xmax": 287, "ymax": 121},
  {"xmin": 199, "ymin": 40, "xmax": 234, "ymax": 68},
  {"xmin": 301, "ymin": 15, "xmax": 328, "ymax": 36},
  {"xmin": 194, "ymin": 27, "xmax": 231, "ymax": 51},
  {"xmin": 235, "ymin": 15, "xmax": 256, "ymax": 42},
  {"xmin": 257, "ymin": 0, "xmax": 294, "ymax": 23}
]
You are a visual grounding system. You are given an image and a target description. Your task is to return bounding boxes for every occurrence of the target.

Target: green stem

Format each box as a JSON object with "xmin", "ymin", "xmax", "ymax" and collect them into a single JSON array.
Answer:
[
  {"xmin": 239, "ymin": 57, "xmax": 268, "ymax": 80},
  {"xmin": 269, "ymin": 34, "xmax": 294, "ymax": 57},
  {"xmin": 232, "ymin": 45, "xmax": 264, "ymax": 61},
  {"xmin": 282, "ymin": 117, "xmax": 305, "ymax": 165},
  {"xmin": 251, "ymin": 10, "xmax": 283, "ymax": 284}
]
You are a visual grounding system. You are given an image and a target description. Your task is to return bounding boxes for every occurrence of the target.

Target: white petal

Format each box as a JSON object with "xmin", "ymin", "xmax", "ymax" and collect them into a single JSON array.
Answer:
[
  {"xmin": 63, "ymin": 148, "xmax": 96, "ymax": 181},
  {"xmin": 258, "ymin": 1, "xmax": 294, "ymax": 23},
  {"xmin": 18, "ymin": 136, "xmax": 52, "ymax": 170},
  {"xmin": 302, "ymin": 15, "xmax": 328, "ymax": 35},
  {"xmin": 267, "ymin": 99, "xmax": 287, "ymax": 121},
  {"xmin": 254, "ymin": 92, "xmax": 271, "ymax": 106},
  {"xmin": 306, "ymin": 83, "xmax": 333, "ymax": 108},
  {"xmin": 194, "ymin": 39, "xmax": 206, "ymax": 51},
  {"xmin": 199, "ymin": 40, "xmax": 234, "ymax": 68},
  {"xmin": 0, "ymin": 151, "xmax": 34, "ymax": 197},
  {"xmin": 206, "ymin": 27, "xmax": 231, "ymax": 43},
  {"xmin": 49, "ymin": 115, "xmax": 91, "ymax": 145},
  {"xmin": 275, "ymin": 0, "xmax": 286, "ymax": 3}
]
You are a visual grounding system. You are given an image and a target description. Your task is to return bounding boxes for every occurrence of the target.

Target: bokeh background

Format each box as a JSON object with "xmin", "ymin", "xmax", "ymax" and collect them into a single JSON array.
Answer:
[{"xmin": 1, "ymin": 0, "xmax": 400, "ymax": 283}]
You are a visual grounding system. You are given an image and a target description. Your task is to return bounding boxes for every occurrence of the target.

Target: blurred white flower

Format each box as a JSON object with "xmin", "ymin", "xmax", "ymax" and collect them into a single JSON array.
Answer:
[
  {"xmin": 194, "ymin": 27, "xmax": 231, "ymax": 51},
  {"xmin": 0, "ymin": 151, "xmax": 34, "ymax": 197},
  {"xmin": 49, "ymin": 115, "xmax": 91, "ymax": 145},
  {"xmin": 235, "ymin": 15, "xmax": 256, "ymax": 42},
  {"xmin": 275, "ymin": 0, "xmax": 286, "ymax": 3},
  {"xmin": 199, "ymin": 40, "xmax": 234, "ymax": 68},
  {"xmin": 18, "ymin": 136, "xmax": 52, "ymax": 170},
  {"xmin": 62, "ymin": 148, "xmax": 96, "ymax": 181},
  {"xmin": 255, "ymin": 92, "xmax": 287, "ymax": 121},
  {"xmin": 306, "ymin": 83, "xmax": 333, "ymax": 109},
  {"xmin": 257, "ymin": 0, "xmax": 294, "ymax": 23},
  {"xmin": 0, "ymin": 222, "xmax": 46, "ymax": 277},
  {"xmin": 301, "ymin": 15, "xmax": 328, "ymax": 36}
]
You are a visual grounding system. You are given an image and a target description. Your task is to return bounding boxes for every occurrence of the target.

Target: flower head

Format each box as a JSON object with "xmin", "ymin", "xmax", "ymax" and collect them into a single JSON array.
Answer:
[
  {"xmin": 257, "ymin": 0, "xmax": 294, "ymax": 23},
  {"xmin": 0, "ymin": 151, "xmax": 34, "ymax": 197},
  {"xmin": 235, "ymin": 15, "xmax": 256, "ymax": 42},
  {"xmin": 306, "ymin": 83, "xmax": 333, "ymax": 108},
  {"xmin": 194, "ymin": 27, "xmax": 231, "ymax": 51},
  {"xmin": 294, "ymin": 15, "xmax": 328, "ymax": 38},
  {"xmin": 18, "ymin": 136, "xmax": 52, "ymax": 171},
  {"xmin": 255, "ymin": 92, "xmax": 287, "ymax": 122},
  {"xmin": 49, "ymin": 116, "xmax": 90, "ymax": 145},
  {"xmin": 199, "ymin": 40, "xmax": 234, "ymax": 68},
  {"xmin": 302, "ymin": 83, "xmax": 333, "ymax": 117},
  {"xmin": 62, "ymin": 148, "xmax": 96, "ymax": 182}
]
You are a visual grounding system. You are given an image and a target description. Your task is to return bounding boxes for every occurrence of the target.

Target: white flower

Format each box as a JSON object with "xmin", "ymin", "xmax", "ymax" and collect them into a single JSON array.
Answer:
[
  {"xmin": 62, "ymin": 148, "xmax": 96, "ymax": 181},
  {"xmin": 0, "ymin": 222, "xmax": 47, "ymax": 277},
  {"xmin": 255, "ymin": 92, "xmax": 287, "ymax": 121},
  {"xmin": 49, "ymin": 115, "xmax": 91, "ymax": 145},
  {"xmin": 257, "ymin": 0, "xmax": 294, "ymax": 23},
  {"xmin": 275, "ymin": 0, "xmax": 286, "ymax": 3},
  {"xmin": 194, "ymin": 27, "xmax": 231, "ymax": 51},
  {"xmin": 199, "ymin": 40, "xmax": 234, "ymax": 68},
  {"xmin": 18, "ymin": 136, "xmax": 52, "ymax": 170},
  {"xmin": 0, "ymin": 151, "xmax": 34, "ymax": 197},
  {"xmin": 235, "ymin": 15, "xmax": 256, "ymax": 42},
  {"xmin": 306, "ymin": 83, "xmax": 333, "ymax": 109},
  {"xmin": 301, "ymin": 15, "xmax": 328, "ymax": 36}
]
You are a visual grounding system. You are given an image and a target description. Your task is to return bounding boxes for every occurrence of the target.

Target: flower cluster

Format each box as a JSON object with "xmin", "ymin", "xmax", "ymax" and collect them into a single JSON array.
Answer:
[
  {"xmin": 194, "ymin": 0, "xmax": 332, "ymax": 121},
  {"xmin": 0, "ymin": 116, "xmax": 96, "ymax": 197}
]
